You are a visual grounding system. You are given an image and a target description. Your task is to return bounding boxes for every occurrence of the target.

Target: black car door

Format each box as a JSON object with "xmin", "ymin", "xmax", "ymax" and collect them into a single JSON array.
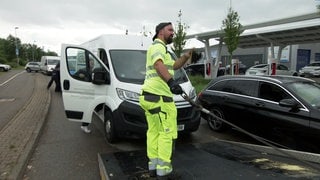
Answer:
[
  {"xmin": 211, "ymin": 79, "xmax": 258, "ymax": 127},
  {"xmin": 253, "ymin": 81, "xmax": 310, "ymax": 134}
]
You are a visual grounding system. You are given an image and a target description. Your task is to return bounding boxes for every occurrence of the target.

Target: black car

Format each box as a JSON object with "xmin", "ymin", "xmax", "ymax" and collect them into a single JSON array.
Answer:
[{"xmin": 197, "ymin": 75, "xmax": 320, "ymax": 142}]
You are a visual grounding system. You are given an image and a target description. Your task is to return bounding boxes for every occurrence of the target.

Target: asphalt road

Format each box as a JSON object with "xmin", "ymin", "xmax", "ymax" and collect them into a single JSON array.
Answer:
[
  {"xmin": 22, "ymin": 90, "xmax": 116, "ymax": 180},
  {"xmin": 20, "ymin": 74, "xmax": 320, "ymax": 179},
  {"xmin": 21, "ymin": 85, "xmax": 260, "ymax": 179},
  {"xmin": 0, "ymin": 70, "xmax": 35, "ymax": 130}
]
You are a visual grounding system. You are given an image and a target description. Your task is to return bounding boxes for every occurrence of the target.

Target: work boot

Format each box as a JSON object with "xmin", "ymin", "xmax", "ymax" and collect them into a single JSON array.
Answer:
[
  {"xmin": 81, "ymin": 125, "xmax": 91, "ymax": 133},
  {"xmin": 149, "ymin": 170, "xmax": 156, "ymax": 177},
  {"xmin": 157, "ymin": 171, "xmax": 181, "ymax": 180}
]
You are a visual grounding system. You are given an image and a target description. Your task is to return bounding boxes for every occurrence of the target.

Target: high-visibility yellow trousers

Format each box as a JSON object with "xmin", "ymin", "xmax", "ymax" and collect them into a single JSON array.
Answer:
[{"xmin": 139, "ymin": 94, "xmax": 177, "ymax": 176}]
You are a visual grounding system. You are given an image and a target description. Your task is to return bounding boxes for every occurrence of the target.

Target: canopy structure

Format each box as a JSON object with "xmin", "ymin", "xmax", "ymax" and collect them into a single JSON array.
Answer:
[{"xmin": 186, "ymin": 12, "xmax": 320, "ymax": 78}]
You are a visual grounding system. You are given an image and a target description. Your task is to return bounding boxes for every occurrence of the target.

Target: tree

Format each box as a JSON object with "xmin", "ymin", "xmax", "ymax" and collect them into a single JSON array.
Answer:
[
  {"xmin": 222, "ymin": 7, "xmax": 243, "ymax": 73},
  {"xmin": 0, "ymin": 35, "xmax": 58, "ymax": 67},
  {"xmin": 172, "ymin": 10, "xmax": 189, "ymax": 58}
]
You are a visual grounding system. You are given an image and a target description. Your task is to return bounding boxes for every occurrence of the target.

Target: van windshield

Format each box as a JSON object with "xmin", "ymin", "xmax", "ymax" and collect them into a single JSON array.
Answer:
[
  {"xmin": 109, "ymin": 50, "xmax": 188, "ymax": 84},
  {"xmin": 48, "ymin": 59, "xmax": 59, "ymax": 65}
]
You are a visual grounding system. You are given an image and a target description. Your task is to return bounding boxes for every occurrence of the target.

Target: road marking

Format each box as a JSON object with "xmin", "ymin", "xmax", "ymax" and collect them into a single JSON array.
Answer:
[
  {"xmin": 0, "ymin": 98, "xmax": 15, "ymax": 102},
  {"xmin": 0, "ymin": 71, "xmax": 25, "ymax": 86}
]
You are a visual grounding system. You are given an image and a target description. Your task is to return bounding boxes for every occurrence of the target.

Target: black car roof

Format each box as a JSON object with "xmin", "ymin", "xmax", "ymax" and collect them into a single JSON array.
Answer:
[{"xmin": 211, "ymin": 75, "xmax": 315, "ymax": 85}]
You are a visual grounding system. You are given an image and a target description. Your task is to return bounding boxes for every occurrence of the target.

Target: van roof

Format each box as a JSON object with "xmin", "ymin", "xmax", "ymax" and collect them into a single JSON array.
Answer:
[{"xmin": 82, "ymin": 34, "xmax": 153, "ymax": 50}]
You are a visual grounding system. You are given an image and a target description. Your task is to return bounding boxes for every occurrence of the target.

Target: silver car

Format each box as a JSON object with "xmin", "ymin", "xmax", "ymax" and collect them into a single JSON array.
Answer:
[
  {"xmin": 0, "ymin": 63, "xmax": 11, "ymax": 71},
  {"xmin": 299, "ymin": 63, "xmax": 320, "ymax": 77},
  {"xmin": 245, "ymin": 64, "xmax": 298, "ymax": 76},
  {"xmin": 25, "ymin": 62, "xmax": 41, "ymax": 72}
]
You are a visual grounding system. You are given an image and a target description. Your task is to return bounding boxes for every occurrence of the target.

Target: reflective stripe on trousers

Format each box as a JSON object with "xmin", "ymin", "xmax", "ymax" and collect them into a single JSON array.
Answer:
[{"xmin": 139, "ymin": 95, "xmax": 177, "ymax": 176}]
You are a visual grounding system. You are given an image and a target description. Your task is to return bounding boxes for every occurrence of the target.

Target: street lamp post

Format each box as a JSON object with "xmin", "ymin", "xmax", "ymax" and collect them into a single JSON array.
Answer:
[
  {"xmin": 14, "ymin": 27, "xmax": 19, "ymax": 66},
  {"xmin": 32, "ymin": 40, "xmax": 36, "ymax": 61}
]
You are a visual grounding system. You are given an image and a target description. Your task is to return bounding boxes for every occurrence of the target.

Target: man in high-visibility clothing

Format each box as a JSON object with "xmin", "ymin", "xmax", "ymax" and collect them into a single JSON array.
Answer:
[{"xmin": 139, "ymin": 22, "xmax": 193, "ymax": 179}]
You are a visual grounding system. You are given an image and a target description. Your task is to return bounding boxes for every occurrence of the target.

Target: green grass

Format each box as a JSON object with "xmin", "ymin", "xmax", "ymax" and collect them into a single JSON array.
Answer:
[{"xmin": 188, "ymin": 75, "xmax": 212, "ymax": 94}]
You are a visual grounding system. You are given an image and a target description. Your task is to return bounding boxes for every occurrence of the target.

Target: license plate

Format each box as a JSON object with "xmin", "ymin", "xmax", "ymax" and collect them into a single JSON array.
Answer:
[{"xmin": 178, "ymin": 124, "xmax": 185, "ymax": 131}]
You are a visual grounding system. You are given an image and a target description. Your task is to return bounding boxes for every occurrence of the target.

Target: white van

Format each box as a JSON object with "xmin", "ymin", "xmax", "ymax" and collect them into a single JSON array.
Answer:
[
  {"xmin": 40, "ymin": 56, "xmax": 60, "ymax": 75},
  {"xmin": 60, "ymin": 34, "xmax": 200, "ymax": 143}
]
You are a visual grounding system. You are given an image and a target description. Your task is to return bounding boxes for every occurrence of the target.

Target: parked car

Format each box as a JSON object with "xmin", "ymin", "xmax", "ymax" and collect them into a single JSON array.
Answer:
[
  {"xmin": 184, "ymin": 63, "xmax": 225, "ymax": 77},
  {"xmin": 225, "ymin": 63, "xmax": 247, "ymax": 74},
  {"xmin": 196, "ymin": 75, "xmax": 320, "ymax": 141},
  {"xmin": 245, "ymin": 64, "xmax": 298, "ymax": 76},
  {"xmin": 25, "ymin": 62, "xmax": 40, "ymax": 72},
  {"xmin": 299, "ymin": 62, "xmax": 320, "ymax": 77},
  {"xmin": 0, "ymin": 63, "xmax": 11, "ymax": 71}
]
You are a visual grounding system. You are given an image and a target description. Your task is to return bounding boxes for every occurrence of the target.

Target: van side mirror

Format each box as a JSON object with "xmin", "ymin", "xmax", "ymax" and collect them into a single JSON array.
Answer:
[{"xmin": 92, "ymin": 71, "xmax": 110, "ymax": 85}]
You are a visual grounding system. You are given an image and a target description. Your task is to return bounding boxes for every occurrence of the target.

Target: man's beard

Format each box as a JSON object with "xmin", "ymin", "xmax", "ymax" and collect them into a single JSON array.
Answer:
[{"xmin": 165, "ymin": 36, "xmax": 173, "ymax": 44}]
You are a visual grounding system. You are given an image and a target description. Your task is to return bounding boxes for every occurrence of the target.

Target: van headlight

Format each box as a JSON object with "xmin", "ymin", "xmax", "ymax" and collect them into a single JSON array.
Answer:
[{"xmin": 116, "ymin": 88, "xmax": 140, "ymax": 102}]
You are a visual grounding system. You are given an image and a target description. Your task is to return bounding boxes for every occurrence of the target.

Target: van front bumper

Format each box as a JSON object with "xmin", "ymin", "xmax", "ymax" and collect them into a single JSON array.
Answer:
[{"xmin": 112, "ymin": 101, "xmax": 201, "ymax": 139}]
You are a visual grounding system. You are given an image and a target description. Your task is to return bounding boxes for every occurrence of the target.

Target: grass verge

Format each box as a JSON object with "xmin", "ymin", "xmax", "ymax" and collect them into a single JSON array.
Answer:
[{"xmin": 188, "ymin": 75, "xmax": 211, "ymax": 94}]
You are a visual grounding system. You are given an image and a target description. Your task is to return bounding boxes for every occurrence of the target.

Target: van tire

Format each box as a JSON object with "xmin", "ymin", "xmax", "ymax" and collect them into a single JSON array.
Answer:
[{"xmin": 104, "ymin": 109, "xmax": 118, "ymax": 143}]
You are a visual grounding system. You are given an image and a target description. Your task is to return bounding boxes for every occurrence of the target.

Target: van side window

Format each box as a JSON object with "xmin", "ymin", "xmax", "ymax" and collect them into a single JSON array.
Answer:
[
  {"xmin": 66, "ymin": 48, "xmax": 105, "ymax": 82},
  {"xmin": 99, "ymin": 49, "xmax": 109, "ymax": 69}
]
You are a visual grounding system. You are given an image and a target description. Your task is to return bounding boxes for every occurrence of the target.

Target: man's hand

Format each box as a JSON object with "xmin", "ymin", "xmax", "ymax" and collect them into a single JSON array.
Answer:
[
  {"xmin": 185, "ymin": 48, "xmax": 194, "ymax": 60},
  {"xmin": 167, "ymin": 78, "xmax": 183, "ymax": 94}
]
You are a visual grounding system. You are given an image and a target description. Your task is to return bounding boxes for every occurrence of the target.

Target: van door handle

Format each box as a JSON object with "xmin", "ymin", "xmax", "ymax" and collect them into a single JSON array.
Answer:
[{"xmin": 63, "ymin": 80, "xmax": 70, "ymax": 90}]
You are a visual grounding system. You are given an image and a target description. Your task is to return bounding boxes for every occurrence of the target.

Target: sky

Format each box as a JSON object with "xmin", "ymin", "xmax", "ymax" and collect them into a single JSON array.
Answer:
[{"xmin": 0, "ymin": 0, "xmax": 319, "ymax": 56}]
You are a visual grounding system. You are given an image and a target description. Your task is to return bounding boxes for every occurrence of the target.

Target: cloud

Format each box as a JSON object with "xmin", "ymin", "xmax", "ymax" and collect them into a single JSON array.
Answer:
[{"xmin": 0, "ymin": 0, "xmax": 318, "ymax": 54}]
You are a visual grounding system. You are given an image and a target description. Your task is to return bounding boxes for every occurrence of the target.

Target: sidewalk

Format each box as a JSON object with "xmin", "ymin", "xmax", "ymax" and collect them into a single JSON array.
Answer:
[{"xmin": 0, "ymin": 74, "xmax": 51, "ymax": 180}]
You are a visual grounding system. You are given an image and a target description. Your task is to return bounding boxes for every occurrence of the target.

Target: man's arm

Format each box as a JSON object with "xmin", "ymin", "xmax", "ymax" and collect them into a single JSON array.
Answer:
[
  {"xmin": 173, "ymin": 49, "xmax": 194, "ymax": 70},
  {"xmin": 154, "ymin": 59, "xmax": 184, "ymax": 94},
  {"xmin": 154, "ymin": 59, "xmax": 172, "ymax": 82}
]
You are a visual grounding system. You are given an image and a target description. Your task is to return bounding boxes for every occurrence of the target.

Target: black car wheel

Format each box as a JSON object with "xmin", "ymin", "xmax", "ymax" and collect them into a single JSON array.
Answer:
[
  {"xmin": 104, "ymin": 108, "xmax": 118, "ymax": 143},
  {"xmin": 207, "ymin": 107, "xmax": 229, "ymax": 132},
  {"xmin": 26, "ymin": 68, "xmax": 31, "ymax": 72}
]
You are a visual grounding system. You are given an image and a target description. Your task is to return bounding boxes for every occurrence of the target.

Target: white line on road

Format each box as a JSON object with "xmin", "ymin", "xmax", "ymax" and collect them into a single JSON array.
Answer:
[{"xmin": 0, "ymin": 71, "xmax": 25, "ymax": 86}]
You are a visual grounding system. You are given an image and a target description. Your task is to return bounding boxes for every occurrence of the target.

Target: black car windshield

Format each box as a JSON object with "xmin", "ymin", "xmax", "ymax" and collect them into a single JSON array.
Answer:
[
  {"xmin": 110, "ymin": 50, "xmax": 188, "ymax": 84},
  {"xmin": 287, "ymin": 82, "xmax": 320, "ymax": 108}
]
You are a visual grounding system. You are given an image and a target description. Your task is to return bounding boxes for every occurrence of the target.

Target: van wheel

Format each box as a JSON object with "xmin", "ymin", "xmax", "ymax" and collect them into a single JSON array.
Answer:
[
  {"xmin": 104, "ymin": 109, "xmax": 118, "ymax": 143},
  {"xmin": 207, "ymin": 107, "xmax": 229, "ymax": 132}
]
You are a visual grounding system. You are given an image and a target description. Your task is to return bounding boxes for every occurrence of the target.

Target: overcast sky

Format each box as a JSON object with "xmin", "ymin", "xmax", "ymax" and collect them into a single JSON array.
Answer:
[{"xmin": 0, "ymin": 0, "xmax": 319, "ymax": 55}]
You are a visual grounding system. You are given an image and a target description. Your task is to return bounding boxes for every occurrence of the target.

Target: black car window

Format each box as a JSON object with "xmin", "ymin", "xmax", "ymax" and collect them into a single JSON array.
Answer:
[
  {"xmin": 259, "ymin": 82, "xmax": 291, "ymax": 102},
  {"xmin": 209, "ymin": 79, "xmax": 257, "ymax": 97},
  {"xmin": 231, "ymin": 80, "xmax": 257, "ymax": 96},
  {"xmin": 209, "ymin": 80, "xmax": 230, "ymax": 92}
]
